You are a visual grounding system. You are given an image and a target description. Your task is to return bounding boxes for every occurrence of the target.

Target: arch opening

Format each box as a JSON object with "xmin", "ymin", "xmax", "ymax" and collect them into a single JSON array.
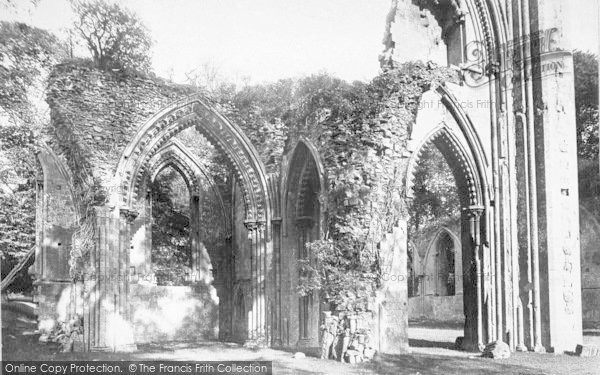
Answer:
[
  {"xmin": 283, "ymin": 140, "xmax": 324, "ymax": 347},
  {"xmin": 405, "ymin": 124, "xmax": 485, "ymax": 352},
  {"xmin": 150, "ymin": 166, "xmax": 193, "ymax": 286},
  {"xmin": 118, "ymin": 102, "xmax": 267, "ymax": 346}
]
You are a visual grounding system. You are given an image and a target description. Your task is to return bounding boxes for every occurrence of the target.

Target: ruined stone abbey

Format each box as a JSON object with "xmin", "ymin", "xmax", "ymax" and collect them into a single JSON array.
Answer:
[{"xmin": 31, "ymin": 0, "xmax": 587, "ymax": 356}]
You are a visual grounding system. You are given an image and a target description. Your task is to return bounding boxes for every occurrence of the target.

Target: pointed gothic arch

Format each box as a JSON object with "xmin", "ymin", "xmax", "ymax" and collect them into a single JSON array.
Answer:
[
  {"xmin": 422, "ymin": 227, "xmax": 462, "ymax": 297},
  {"xmin": 146, "ymin": 139, "xmax": 231, "ymax": 234},
  {"xmin": 114, "ymin": 95, "xmax": 270, "ymax": 224},
  {"xmin": 281, "ymin": 139, "xmax": 325, "ymax": 347},
  {"xmin": 407, "ymin": 126, "xmax": 482, "ymax": 208},
  {"xmin": 403, "ymin": 91, "xmax": 491, "ymax": 350}
]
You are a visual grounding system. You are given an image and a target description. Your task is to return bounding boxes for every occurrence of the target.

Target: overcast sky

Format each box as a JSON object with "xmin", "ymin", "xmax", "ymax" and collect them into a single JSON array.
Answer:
[{"xmin": 2, "ymin": 0, "xmax": 599, "ymax": 85}]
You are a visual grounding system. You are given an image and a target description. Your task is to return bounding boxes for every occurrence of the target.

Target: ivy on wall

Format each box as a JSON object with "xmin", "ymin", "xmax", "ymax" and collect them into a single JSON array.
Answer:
[
  {"xmin": 0, "ymin": 21, "xmax": 65, "ymax": 292},
  {"xmin": 296, "ymin": 62, "xmax": 459, "ymax": 311}
]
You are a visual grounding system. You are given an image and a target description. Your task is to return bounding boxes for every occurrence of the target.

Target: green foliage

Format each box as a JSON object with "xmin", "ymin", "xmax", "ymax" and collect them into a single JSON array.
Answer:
[
  {"xmin": 0, "ymin": 21, "xmax": 62, "ymax": 293},
  {"xmin": 299, "ymin": 239, "xmax": 377, "ymax": 311},
  {"xmin": 71, "ymin": 0, "xmax": 153, "ymax": 72},
  {"xmin": 574, "ymin": 51, "xmax": 599, "ymax": 162},
  {"xmin": 229, "ymin": 80, "xmax": 294, "ymax": 172},
  {"xmin": 408, "ymin": 145, "xmax": 460, "ymax": 235},
  {"xmin": 293, "ymin": 63, "xmax": 458, "ymax": 311},
  {"xmin": 0, "ymin": 21, "xmax": 65, "ymax": 125},
  {"xmin": 574, "ymin": 51, "xmax": 600, "ymax": 201},
  {"xmin": 574, "ymin": 51, "xmax": 599, "ymax": 110},
  {"xmin": 150, "ymin": 168, "xmax": 192, "ymax": 285},
  {"xmin": 0, "ymin": 139, "xmax": 37, "ymax": 293}
]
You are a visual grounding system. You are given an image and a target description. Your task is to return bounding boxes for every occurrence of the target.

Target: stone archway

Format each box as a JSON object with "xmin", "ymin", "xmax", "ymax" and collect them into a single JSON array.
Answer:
[
  {"xmin": 30, "ymin": 144, "xmax": 80, "ymax": 337},
  {"xmin": 83, "ymin": 95, "xmax": 272, "ymax": 351},
  {"xmin": 422, "ymin": 228, "xmax": 462, "ymax": 297},
  {"xmin": 280, "ymin": 139, "xmax": 325, "ymax": 348},
  {"xmin": 404, "ymin": 97, "xmax": 490, "ymax": 351},
  {"xmin": 115, "ymin": 96, "xmax": 270, "ymax": 223}
]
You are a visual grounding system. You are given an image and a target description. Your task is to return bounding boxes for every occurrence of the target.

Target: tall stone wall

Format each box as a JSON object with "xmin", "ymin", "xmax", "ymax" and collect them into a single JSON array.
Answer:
[
  {"xmin": 32, "ymin": 147, "xmax": 79, "ymax": 334},
  {"xmin": 45, "ymin": 63, "xmax": 198, "ymax": 199},
  {"xmin": 41, "ymin": 63, "xmax": 247, "ymax": 348},
  {"xmin": 277, "ymin": 63, "xmax": 458, "ymax": 352}
]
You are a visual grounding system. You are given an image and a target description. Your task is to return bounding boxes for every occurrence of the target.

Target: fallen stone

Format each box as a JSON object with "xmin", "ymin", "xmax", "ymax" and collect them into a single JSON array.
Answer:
[
  {"xmin": 293, "ymin": 352, "xmax": 306, "ymax": 359},
  {"xmin": 482, "ymin": 340, "xmax": 511, "ymax": 359},
  {"xmin": 364, "ymin": 347, "xmax": 377, "ymax": 360},
  {"xmin": 345, "ymin": 349, "xmax": 364, "ymax": 364},
  {"xmin": 576, "ymin": 344, "xmax": 600, "ymax": 357},
  {"xmin": 72, "ymin": 336, "xmax": 85, "ymax": 352},
  {"xmin": 454, "ymin": 336, "xmax": 464, "ymax": 350}
]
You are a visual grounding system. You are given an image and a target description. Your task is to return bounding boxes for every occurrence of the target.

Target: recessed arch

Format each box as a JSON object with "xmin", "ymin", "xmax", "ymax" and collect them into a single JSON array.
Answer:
[
  {"xmin": 422, "ymin": 227, "xmax": 461, "ymax": 268},
  {"xmin": 405, "ymin": 87, "xmax": 491, "ymax": 210},
  {"xmin": 146, "ymin": 140, "xmax": 232, "ymax": 235},
  {"xmin": 152, "ymin": 161, "xmax": 196, "ymax": 193},
  {"xmin": 407, "ymin": 126, "xmax": 481, "ymax": 208},
  {"xmin": 114, "ymin": 95, "xmax": 270, "ymax": 224},
  {"xmin": 403, "ymin": 88, "xmax": 492, "ymax": 350},
  {"xmin": 281, "ymin": 139, "xmax": 325, "ymax": 346},
  {"xmin": 35, "ymin": 143, "xmax": 79, "ymax": 218},
  {"xmin": 32, "ymin": 143, "xmax": 79, "ymax": 282},
  {"xmin": 282, "ymin": 139, "xmax": 326, "ymax": 231}
]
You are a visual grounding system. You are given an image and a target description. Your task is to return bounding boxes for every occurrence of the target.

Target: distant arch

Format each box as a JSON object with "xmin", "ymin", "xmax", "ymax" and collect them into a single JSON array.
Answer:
[{"xmin": 422, "ymin": 227, "xmax": 461, "ymax": 296}]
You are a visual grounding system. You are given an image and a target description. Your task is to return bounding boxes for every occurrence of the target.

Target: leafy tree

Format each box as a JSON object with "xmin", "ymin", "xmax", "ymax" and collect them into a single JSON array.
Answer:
[
  {"xmin": 574, "ymin": 50, "xmax": 599, "ymax": 162},
  {"xmin": 70, "ymin": 0, "xmax": 152, "ymax": 72},
  {"xmin": 408, "ymin": 145, "xmax": 460, "ymax": 235},
  {"xmin": 0, "ymin": 21, "xmax": 64, "ymax": 293},
  {"xmin": 574, "ymin": 51, "xmax": 599, "ymax": 110},
  {"xmin": 574, "ymin": 51, "xmax": 600, "ymax": 201},
  {"xmin": 0, "ymin": 21, "xmax": 64, "ymax": 126},
  {"xmin": 150, "ymin": 168, "xmax": 192, "ymax": 286},
  {"xmin": 229, "ymin": 79, "xmax": 294, "ymax": 172}
]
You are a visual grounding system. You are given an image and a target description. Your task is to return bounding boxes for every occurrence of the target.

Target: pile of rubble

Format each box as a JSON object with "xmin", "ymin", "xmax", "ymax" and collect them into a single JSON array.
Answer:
[{"xmin": 319, "ymin": 312, "xmax": 377, "ymax": 364}]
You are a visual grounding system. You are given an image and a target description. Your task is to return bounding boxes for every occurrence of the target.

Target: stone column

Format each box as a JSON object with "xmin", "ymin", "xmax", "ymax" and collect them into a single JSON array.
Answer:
[
  {"xmin": 244, "ymin": 221, "xmax": 267, "ymax": 346},
  {"xmin": 119, "ymin": 208, "xmax": 138, "ymax": 329},
  {"xmin": 190, "ymin": 194, "xmax": 201, "ymax": 279},
  {"xmin": 522, "ymin": 0, "xmax": 582, "ymax": 353},
  {"xmin": 271, "ymin": 218, "xmax": 283, "ymax": 347},
  {"xmin": 462, "ymin": 206, "xmax": 484, "ymax": 351},
  {"xmin": 377, "ymin": 222, "xmax": 409, "ymax": 354},
  {"xmin": 86, "ymin": 206, "xmax": 137, "ymax": 352}
]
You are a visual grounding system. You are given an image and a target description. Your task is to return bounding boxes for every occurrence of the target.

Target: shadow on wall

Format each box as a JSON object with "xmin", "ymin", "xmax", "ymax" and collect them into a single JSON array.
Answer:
[
  {"xmin": 408, "ymin": 295, "xmax": 464, "ymax": 323},
  {"xmin": 130, "ymin": 283, "xmax": 219, "ymax": 343},
  {"xmin": 580, "ymin": 202, "xmax": 600, "ymax": 329}
]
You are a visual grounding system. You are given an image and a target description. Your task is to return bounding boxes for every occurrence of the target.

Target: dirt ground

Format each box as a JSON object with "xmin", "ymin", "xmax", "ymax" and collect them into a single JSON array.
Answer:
[{"xmin": 3, "ymin": 308, "xmax": 600, "ymax": 375}]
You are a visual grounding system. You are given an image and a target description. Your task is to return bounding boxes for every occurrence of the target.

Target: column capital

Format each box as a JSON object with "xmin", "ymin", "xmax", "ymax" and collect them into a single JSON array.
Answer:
[
  {"xmin": 119, "ymin": 208, "xmax": 139, "ymax": 223},
  {"xmin": 486, "ymin": 61, "xmax": 501, "ymax": 76},
  {"xmin": 244, "ymin": 220, "xmax": 266, "ymax": 232},
  {"xmin": 93, "ymin": 205, "xmax": 112, "ymax": 218},
  {"xmin": 453, "ymin": 10, "xmax": 467, "ymax": 25},
  {"xmin": 463, "ymin": 205, "xmax": 485, "ymax": 218}
]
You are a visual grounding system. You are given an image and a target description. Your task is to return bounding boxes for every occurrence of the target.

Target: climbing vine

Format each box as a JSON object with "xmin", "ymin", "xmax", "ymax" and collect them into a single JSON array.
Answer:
[{"xmin": 296, "ymin": 62, "xmax": 459, "ymax": 311}]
